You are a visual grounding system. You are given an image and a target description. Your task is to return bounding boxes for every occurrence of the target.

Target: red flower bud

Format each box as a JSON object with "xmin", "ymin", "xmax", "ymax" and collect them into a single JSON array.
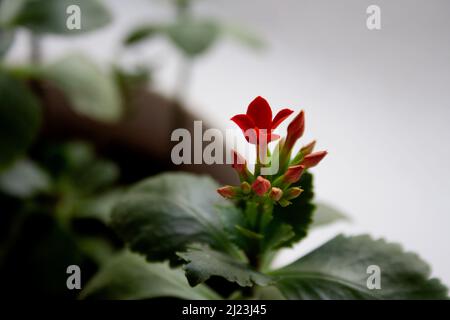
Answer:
[
  {"xmin": 231, "ymin": 149, "xmax": 246, "ymax": 171},
  {"xmin": 301, "ymin": 151, "xmax": 327, "ymax": 168},
  {"xmin": 285, "ymin": 187, "xmax": 303, "ymax": 200},
  {"xmin": 285, "ymin": 110, "xmax": 305, "ymax": 151},
  {"xmin": 283, "ymin": 165, "xmax": 305, "ymax": 184},
  {"xmin": 251, "ymin": 176, "xmax": 271, "ymax": 196},
  {"xmin": 300, "ymin": 140, "xmax": 316, "ymax": 156},
  {"xmin": 269, "ymin": 187, "xmax": 283, "ymax": 201},
  {"xmin": 217, "ymin": 186, "xmax": 237, "ymax": 199}
]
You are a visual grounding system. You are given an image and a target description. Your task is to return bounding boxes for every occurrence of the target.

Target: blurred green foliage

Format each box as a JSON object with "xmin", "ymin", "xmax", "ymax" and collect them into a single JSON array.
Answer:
[{"xmin": 0, "ymin": 141, "xmax": 122, "ymax": 298}]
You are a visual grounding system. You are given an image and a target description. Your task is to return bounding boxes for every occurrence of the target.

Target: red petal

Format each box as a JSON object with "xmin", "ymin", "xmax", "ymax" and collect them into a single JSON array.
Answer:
[
  {"xmin": 231, "ymin": 114, "xmax": 258, "ymax": 144},
  {"xmin": 246, "ymin": 96, "xmax": 272, "ymax": 129},
  {"xmin": 231, "ymin": 114, "xmax": 255, "ymax": 132},
  {"xmin": 272, "ymin": 108, "xmax": 294, "ymax": 129}
]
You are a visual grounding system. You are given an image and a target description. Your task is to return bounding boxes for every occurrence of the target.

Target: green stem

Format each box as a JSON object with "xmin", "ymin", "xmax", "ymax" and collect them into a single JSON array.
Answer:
[{"xmin": 255, "ymin": 144, "xmax": 261, "ymax": 176}]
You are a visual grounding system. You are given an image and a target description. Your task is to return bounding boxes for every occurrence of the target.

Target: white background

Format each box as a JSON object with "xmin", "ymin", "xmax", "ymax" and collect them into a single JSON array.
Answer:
[{"xmin": 7, "ymin": 0, "xmax": 450, "ymax": 286}]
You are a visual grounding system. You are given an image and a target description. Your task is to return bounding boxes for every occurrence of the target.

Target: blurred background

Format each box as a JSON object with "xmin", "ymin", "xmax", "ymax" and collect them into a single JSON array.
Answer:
[{"xmin": 1, "ymin": 0, "xmax": 450, "ymax": 295}]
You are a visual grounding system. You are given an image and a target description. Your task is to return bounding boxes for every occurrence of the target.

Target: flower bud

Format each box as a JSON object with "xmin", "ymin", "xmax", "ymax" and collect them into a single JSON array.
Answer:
[
  {"xmin": 217, "ymin": 186, "xmax": 237, "ymax": 199},
  {"xmin": 284, "ymin": 110, "xmax": 305, "ymax": 152},
  {"xmin": 231, "ymin": 149, "xmax": 251, "ymax": 181},
  {"xmin": 241, "ymin": 181, "xmax": 251, "ymax": 194},
  {"xmin": 269, "ymin": 187, "xmax": 283, "ymax": 201},
  {"xmin": 301, "ymin": 151, "xmax": 328, "ymax": 169},
  {"xmin": 283, "ymin": 165, "xmax": 305, "ymax": 184},
  {"xmin": 300, "ymin": 140, "xmax": 316, "ymax": 156},
  {"xmin": 285, "ymin": 187, "xmax": 304, "ymax": 200},
  {"xmin": 251, "ymin": 176, "xmax": 271, "ymax": 196}
]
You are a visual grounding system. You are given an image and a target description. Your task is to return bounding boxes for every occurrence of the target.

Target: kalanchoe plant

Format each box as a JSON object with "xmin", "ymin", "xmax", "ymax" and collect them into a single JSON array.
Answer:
[{"xmin": 82, "ymin": 97, "xmax": 449, "ymax": 300}]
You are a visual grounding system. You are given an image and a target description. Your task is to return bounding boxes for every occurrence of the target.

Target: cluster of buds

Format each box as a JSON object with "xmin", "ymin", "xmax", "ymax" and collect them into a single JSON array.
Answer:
[{"xmin": 218, "ymin": 96, "xmax": 327, "ymax": 207}]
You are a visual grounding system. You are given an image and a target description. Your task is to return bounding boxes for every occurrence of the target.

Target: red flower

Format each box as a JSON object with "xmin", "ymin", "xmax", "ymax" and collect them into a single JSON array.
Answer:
[{"xmin": 231, "ymin": 96, "xmax": 293, "ymax": 144}]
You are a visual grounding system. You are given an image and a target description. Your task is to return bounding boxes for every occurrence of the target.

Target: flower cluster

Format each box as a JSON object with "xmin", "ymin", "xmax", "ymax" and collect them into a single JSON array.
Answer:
[{"xmin": 218, "ymin": 96, "xmax": 327, "ymax": 207}]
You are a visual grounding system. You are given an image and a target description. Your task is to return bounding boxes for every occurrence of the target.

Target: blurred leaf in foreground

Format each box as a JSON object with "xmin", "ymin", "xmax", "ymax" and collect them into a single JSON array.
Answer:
[
  {"xmin": 0, "ymin": 70, "xmax": 41, "ymax": 170},
  {"xmin": 0, "ymin": 158, "xmax": 50, "ymax": 198},
  {"xmin": 41, "ymin": 54, "xmax": 123, "ymax": 123}
]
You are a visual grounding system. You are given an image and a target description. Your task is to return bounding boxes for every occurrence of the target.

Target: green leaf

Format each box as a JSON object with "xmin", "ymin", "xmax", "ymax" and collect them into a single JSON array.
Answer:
[
  {"xmin": 0, "ymin": 70, "xmax": 41, "ymax": 169},
  {"xmin": 111, "ymin": 172, "xmax": 240, "ymax": 264},
  {"xmin": 73, "ymin": 190, "xmax": 122, "ymax": 224},
  {"xmin": 166, "ymin": 19, "xmax": 220, "ymax": 57},
  {"xmin": 262, "ymin": 223, "xmax": 295, "ymax": 252},
  {"xmin": 177, "ymin": 244, "xmax": 271, "ymax": 287},
  {"xmin": 81, "ymin": 251, "xmax": 220, "ymax": 300},
  {"xmin": 76, "ymin": 236, "xmax": 115, "ymax": 266},
  {"xmin": 41, "ymin": 54, "xmax": 122, "ymax": 122},
  {"xmin": 0, "ymin": 158, "xmax": 50, "ymax": 198},
  {"xmin": 270, "ymin": 234, "xmax": 448, "ymax": 300},
  {"xmin": 0, "ymin": 0, "xmax": 111, "ymax": 35},
  {"xmin": 69, "ymin": 158, "xmax": 119, "ymax": 193},
  {"xmin": 123, "ymin": 25, "xmax": 163, "ymax": 46},
  {"xmin": 311, "ymin": 202, "xmax": 350, "ymax": 229},
  {"xmin": 0, "ymin": 28, "xmax": 14, "ymax": 58},
  {"xmin": 266, "ymin": 172, "xmax": 315, "ymax": 248}
]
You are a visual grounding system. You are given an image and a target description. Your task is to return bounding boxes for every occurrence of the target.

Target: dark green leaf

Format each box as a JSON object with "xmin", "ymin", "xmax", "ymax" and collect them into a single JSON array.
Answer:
[
  {"xmin": 266, "ymin": 172, "xmax": 315, "ymax": 248},
  {"xmin": 76, "ymin": 236, "xmax": 115, "ymax": 265},
  {"xmin": 111, "ymin": 172, "xmax": 240, "ymax": 264},
  {"xmin": 0, "ymin": 70, "xmax": 41, "ymax": 169},
  {"xmin": 81, "ymin": 251, "xmax": 220, "ymax": 300},
  {"xmin": 311, "ymin": 202, "xmax": 350, "ymax": 229},
  {"xmin": 41, "ymin": 54, "xmax": 122, "ymax": 122},
  {"xmin": 0, "ymin": 158, "xmax": 50, "ymax": 197},
  {"xmin": 270, "ymin": 234, "xmax": 448, "ymax": 299},
  {"xmin": 0, "ymin": 0, "xmax": 111, "ymax": 35},
  {"xmin": 166, "ymin": 19, "xmax": 219, "ymax": 57},
  {"xmin": 178, "ymin": 244, "xmax": 271, "ymax": 287},
  {"xmin": 123, "ymin": 25, "xmax": 163, "ymax": 46},
  {"xmin": 70, "ymin": 158, "xmax": 119, "ymax": 193},
  {"xmin": 262, "ymin": 223, "xmax": 295, "ymax": 252},
  {"xmin": 73, "ymin": 189, "xmax": 123, "ymax": 224}
]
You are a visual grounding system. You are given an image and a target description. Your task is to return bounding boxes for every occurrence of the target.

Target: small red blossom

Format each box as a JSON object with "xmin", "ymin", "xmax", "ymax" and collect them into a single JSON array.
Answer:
[
  {"xmin": 251, "ymin": 176, "xmax": 271, "ymax": 196},
  {"xmin": 231, "ymin": 96, "xmax": 293, "ymax": 144},
  {"xmin": 301, "ymin": 151, "xmax": 328, "ymax": 169}
]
